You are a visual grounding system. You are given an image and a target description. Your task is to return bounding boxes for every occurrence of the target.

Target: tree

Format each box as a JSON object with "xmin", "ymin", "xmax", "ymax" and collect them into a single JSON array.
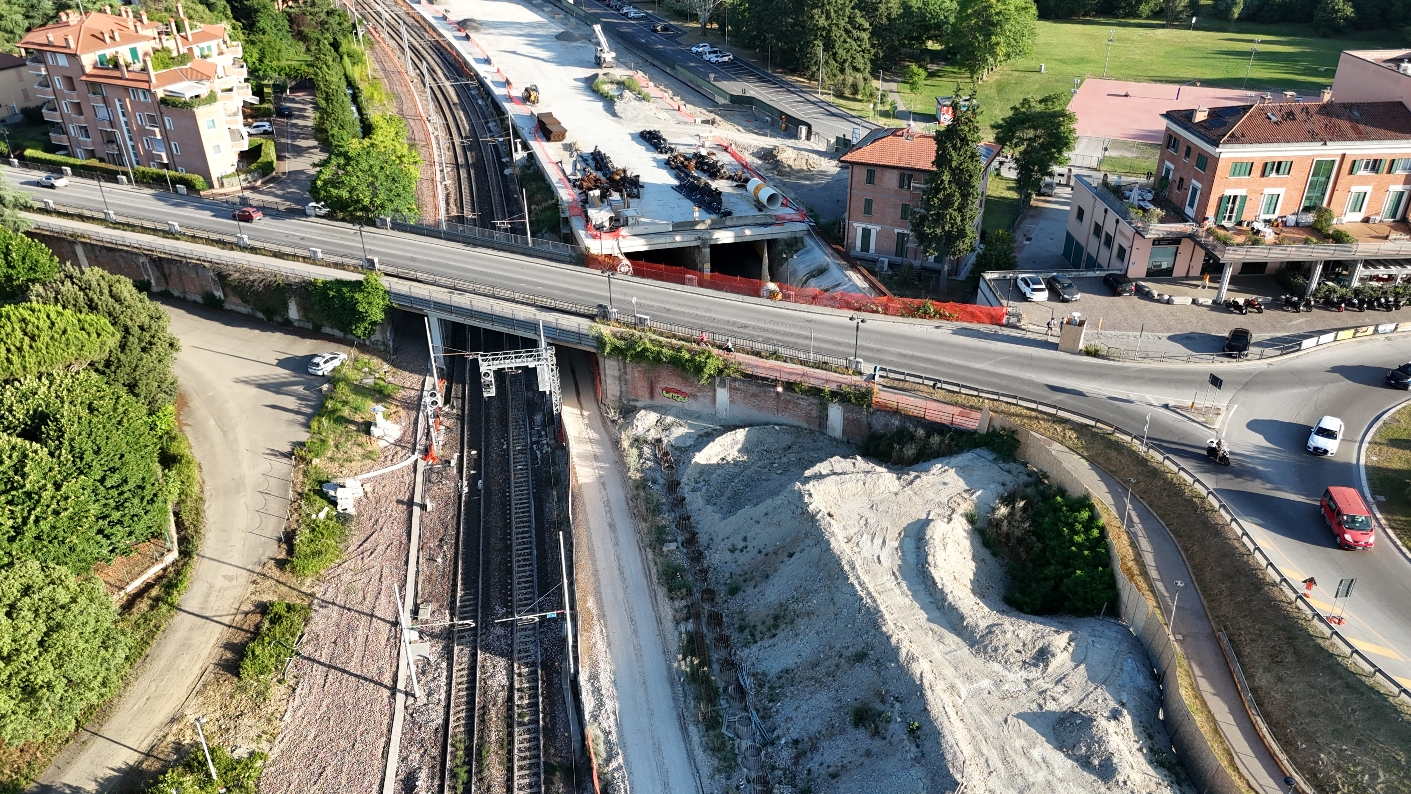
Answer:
[
  {"xmin": 238, "ymin": 0, "xmax": 307, "ymax": 78},
  {"xmin": 307, "ymin": 272, "xmax": 391, "ymax": 339},
  {"xmin": 994, "ymin": 93, "xmax": 1077, "ymax": 205},
  {"xmin": 0, "ymin": 559, "xmax": 131, "ymax": 745},
  {"xmin": 311, "ymin": 43, "xmax": 358, "ymax": 146},
  {"xmin": 0, "ymin": 303, "xmax": 117, "ymax": 380},
  {"xmin": 311, "ymin": 115, "xmax": 421, "ymax": 223},
  {"xmin": 666, "ymin": 0, "xmax": 727, "ymax": 33},
  {"xmin": 27, "ymin": 264, "xmax": 181, "ymax": 411},
  {"xmin": 950, "ymin": 0, "xmax": 1036, "ymax": 81},
  {"xmin": 0, "ymin": 0, "xmax": 56, "ymax": 54},
  {"xmin": 974, "ymin": 230, "xmax": 1019, "ymax": 272},
  {"xmin": 0, "ymin": 224, "xmax": 57, "ymax": 297},
  {"xmin": 903, "ymin": 64, "xmax": 927, "ymax": 94},
  {"xmin": 1314, "ymin": 0, "xmax": 1356, "ymax": 31},
  {"xmin": 1212, "ymin": 0, "xmax": 1246, "ymax": 18},
  {"xmin": 0, "ymin": 371, "xmax": 168, "ymax": 561},
  {"xmin": 0, "ymin": 435, "xmax": 100, "ymax": 570},
  {"xmin": 0, "ymin": 179, "xmax": 33, "ymax": 234},
  {"xmin": 914, "ymin": 105, "xmax": 983, "ymax": 265},
  {"xmin": 1163, "ymin": 0, "xmax": 1191, "ymax": 25}
]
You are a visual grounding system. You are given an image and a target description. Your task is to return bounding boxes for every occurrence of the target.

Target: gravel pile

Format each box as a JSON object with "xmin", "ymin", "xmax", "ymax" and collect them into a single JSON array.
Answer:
[{"xmin": 661, "ymin": 417, "xmax": 1188, "ymax": 794}]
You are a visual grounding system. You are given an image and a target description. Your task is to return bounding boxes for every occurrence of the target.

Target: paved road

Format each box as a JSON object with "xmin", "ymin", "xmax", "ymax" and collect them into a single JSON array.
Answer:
[
  {"xmin": 13, "ymin": 169, "xmax": 1411, "ymax": 691},
  {"xmin": 31, "ymin": 304, "xmax": 335, "ymax": 793}
]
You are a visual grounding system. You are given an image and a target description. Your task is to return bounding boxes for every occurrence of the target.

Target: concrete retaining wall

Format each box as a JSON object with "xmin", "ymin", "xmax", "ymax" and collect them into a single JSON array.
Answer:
[{"xmin": 1003, "ymin": 419, "xmax": 1244, "ymax": 794}]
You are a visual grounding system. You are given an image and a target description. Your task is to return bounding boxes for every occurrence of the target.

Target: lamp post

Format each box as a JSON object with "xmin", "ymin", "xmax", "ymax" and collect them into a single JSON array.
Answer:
[
  {"xmin": 193, "ymin": 717, "xmax": 220, "ymax": 785},
  {"xmin": 1169, "ymin": 580, "xmax": 1186, "ymax": 634},
  {"xmin": 356, "ymin": 223, "xmax": 369, "ymax": 261},
  {"xmin": 847, "ymin": 314, "xmax": 866, "ymax": 364},
  {"xmin": 604, "ymin": 269, "xmax": 616, "ymax": 314},
  {"xmin": 1121, "ymin": 477, "xmax": 1136, "ymax": 531},
  {"xmin": 95, "ymin": 172, "xmax": 111, "ymax": 215},
  {"xmin": 1102, "ymin": 30, "xmax": 1115, "ymax": 79},
  {"xmin": 1142, "ymin": 412, "xmax": 1152, "ymax": 452},
  {"xmin": 1243, "ymin": 39, "xmax": 1261, "ymax": 90},
  {"xmin": 1174, "ymin": 79, "xmax": 1201, "ymax": 101}
]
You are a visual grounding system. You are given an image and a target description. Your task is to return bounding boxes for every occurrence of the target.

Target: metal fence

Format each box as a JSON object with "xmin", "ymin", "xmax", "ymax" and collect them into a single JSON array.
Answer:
[
  {"xmin": 391, "ymin": 218, "xmax": 579, "ymax": 263},
  {"xmin": 874, "ymin": 364, "xmax": 1411, "ymax": 705},
  {"xmin": 1089, "ymin": 319, "xmax": 1411, "ymax": 364}
]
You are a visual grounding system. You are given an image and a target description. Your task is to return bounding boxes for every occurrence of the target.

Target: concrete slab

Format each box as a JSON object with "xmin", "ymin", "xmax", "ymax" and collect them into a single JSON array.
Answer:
[
  {"xmin": 1068, "ymin": 79, "xmax": 1309, "ymax": 144},
  {"xmin": 1015, "ymin": 186, "xmax": 1073, "ymax": 271}
]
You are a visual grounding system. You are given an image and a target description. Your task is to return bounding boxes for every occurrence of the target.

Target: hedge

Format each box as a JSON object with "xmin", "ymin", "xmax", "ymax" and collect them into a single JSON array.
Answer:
[
  {"xmin": 246, "ymin": 103, "xmax": 275, "ymax": 119},
  {"xmin": 20, "ymin": 149, "xmax": 209, "ymax": 191},
  {"xmin": 239, "ymin": 137, "xmax": 275, "ymax": 179},
  {"xmin": 159, "ymin": 91, "xmax": 217, "ymax": 110}
]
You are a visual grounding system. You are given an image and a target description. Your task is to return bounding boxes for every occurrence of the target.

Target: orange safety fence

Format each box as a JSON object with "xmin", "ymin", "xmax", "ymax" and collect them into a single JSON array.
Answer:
[{"xmin": 587, "ymin": 256, "xmax": 1007, "ymax": 325}]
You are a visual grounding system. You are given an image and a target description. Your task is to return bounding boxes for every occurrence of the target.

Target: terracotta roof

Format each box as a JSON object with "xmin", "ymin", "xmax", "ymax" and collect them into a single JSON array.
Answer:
[
  {"xmin": 0, "ymin": 53, "xmax": 26, "ymax": 71},
  {"xmin": 83, "ymin": 61, "xmax": 215, "ymax": 90},
  {"xmin": 1165, "ymin": 101, "xmax": 1411, "ymax": 147},
  {"xmin": 840, "ymin": 127, "xmax": 1002, "ymax": 171},
  {"xmin": 19, "ymin": 10, "xmax": 157, "ymax": 55},
  {"xmin": 177, "ymin": 24, "xmax": 227, "ymax": 46}
]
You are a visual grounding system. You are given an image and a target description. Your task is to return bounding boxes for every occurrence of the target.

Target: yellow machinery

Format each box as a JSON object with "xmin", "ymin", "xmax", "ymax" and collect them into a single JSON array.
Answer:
[{"xmin": 522, "ymin": 84, "xmax": 540, "ymax": 105}]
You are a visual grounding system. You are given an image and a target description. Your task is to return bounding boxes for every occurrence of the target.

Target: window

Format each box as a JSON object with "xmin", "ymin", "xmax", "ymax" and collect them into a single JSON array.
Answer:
[
  {"xmin": 1345, "ymin": 189, "xmax": 1369, "ymax": 216},
  {"xmin": 211, "ymin": 143, "xmax": 221, "ymax": 154},
  {"xmin": 1262, "ymin": 160, "xmax": 1293, "ymax": 177},
  {"xmin": 864, "ymin": 168, "xmax": 875, "ymax": 185},
  {"xmin": 97, "ymin": 53, "xmax": 109, "ymax": 67},
  {"xmin": 900, "ymin": 203, "xmax": 911, "ymax": 221},
  {"xmin": 1216, "ymin": 194, "xmax": 1245, "ymax": 224},
  {"xmin": 128, "ymin": 88, "xmax": 150, "ymax": 103},
  {"xmin": 1384, "ymin": 189, "xmax": 1407, "ymax": 220},
  {"xmin": 205, "ymin": 118, "xmax": 217, "ymax": 131},
  {"xmin": 61, "ymin": 100, "xmax": 81, "ymax": 115},
  {"xmin": 1259, "ymin": 192, "xmax": 1281, "ymax": 217},
  {"xmin": 1166, "ymin": 134, "xmax": 1179, "ymax": 153},
  {"xmin": 86, "ymin": 82, "xmax": 104, "ymax": 97},
  {"xmin": 53, "ymin": 53, "xmax": 67, "ymax": 67},
  {"xmin": 143, "ymin": 137, "xmax": 165, "ymax": 153},
  {"xmin": 170, "ymin": 141, "xmax": 180, "ymax": 155},
  {"xmin": 163, "ymin": 116, "xmax": 173, "ymax": 131},
  {"xmin": 1075, "ymin": 206, "xmax": 1085, "ymax": 222},
  {"xmin": 1302, "ymin": 159, "xmax": 1336, "ymax": 210},
  {"xmin": 894, "ymin": 231, "xmax": 909, "ymax": 259},
  {"xmin": 1229, "ymin": 162, "xmax": 1253, "ymax": 177},
  {"xmin": 1092, "ymin": 221, "xmax": 1102, "ymax": 239},
  {"xmin": 1351, "ymin": 159, "xmax": 1385, "ymax": 175},
  {"xmin": 74, "ymin": 125, "xmax": 89, "ymax": 140},
  {"xmin": 862, "ymin": 197, "xmax": 873, "ymax": 216},
  {"xmin": 1195, "ymin": 154, "xmax": 1209, "ymax": 173},
  {"xmin": 1184, "ymin": 145, "xmax": 1191, "ymax": 161},
  {"xmin": 93, "ymin": 104, "xmax": 108, "ymax": 121},
  {"xmin": 1102, "ymin": 232, "xmax": 1113, "ymax": 249},
  {"xmin": 898, "ymin": 172, "xmax": 913, "ymax": 190},
  {"xmin": 1392, "ymin": 158, "xmax": 1411, "ymax": 174},
  {"xmin": 1117, "ymin": 245, "xmax": 1127, "ymax": 263},
  {"xmin": 176, "ymin": 166, "xmax": 186, "ymax": 173},
  {"xmin": 1185, "ymin": 181, "xmax": 1202, "ymax": 214},
  {"xmin": 858, "ymin": 227, "xmax": 873, "ymax": 253},
  {"xmin": 128, "ymin": 46, "xmax": 140, "ymax": 64}
]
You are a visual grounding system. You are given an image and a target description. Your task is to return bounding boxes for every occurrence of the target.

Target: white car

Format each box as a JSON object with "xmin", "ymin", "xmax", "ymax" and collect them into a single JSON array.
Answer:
[
  {"xmin": 306, "ymin": 201, "xmax": 330, "ymax": 217},
  {"xmin": 624, "ymin": 8, "xmax": 646, "ymax": 18},
  {"xmin": 308, "ymin": 352, "xmax": 348, "ymax": 376},
  {"xmin": 1016, "ymin": 275, "xmax": 1048, "ymax": 301},
  {"xmin": 37, "ymin": 174, "xmax": 68, "ymax": 188},
  {"xmin": 249, "ymin": 121, "xmax": 274, "ymax": 135},
  {"xmin": 690, "ymin": 42, "xmax": 713, "ymax": 54},
  {"xmin": 705, "ymin": 52, "xmax": 734, "ymax": 63},
  {"xmin": 1307, "ymin": 415, "xmax": 1344, "ymax": 456}
]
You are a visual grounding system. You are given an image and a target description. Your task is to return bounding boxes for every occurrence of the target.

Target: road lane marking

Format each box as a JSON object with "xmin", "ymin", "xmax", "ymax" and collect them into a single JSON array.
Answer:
[{"xmin": 1349, "ymin": 638, "xmax": 1407, "ymax": 661}]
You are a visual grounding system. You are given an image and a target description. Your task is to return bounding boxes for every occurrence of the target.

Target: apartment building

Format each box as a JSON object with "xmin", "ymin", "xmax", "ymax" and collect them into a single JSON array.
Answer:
[
  {"xmin": 840, "ymin": 127, "xmax": 1000, "ymax": 271},
  {"xmin": 19, "ymin": 5, "xmax": 252, "ymax": 186},
  {"xmin": 0, "ymin": 53, "xmax": 44, "ymax": 119}
]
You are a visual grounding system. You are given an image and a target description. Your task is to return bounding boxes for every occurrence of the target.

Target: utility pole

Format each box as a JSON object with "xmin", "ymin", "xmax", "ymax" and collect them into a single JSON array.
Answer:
[
  {"xmin": 1243, "ymin": 39, "xmax": 1261, "ymax": 90},
  {"xmin": 402, "ymin": 22, "xmax": 411, "ymax": 70},
  {"xmin": 421, "ymin": 61, "xmax": 446, "ymax": 228},
  {"xmin": 522, "ymin": 187, "xmax": 532, "ymax": 239},
  {"xmin": 817, "ymin": 44, "xmax": 823, "ymax": 98},
  {"xmin": 559, "ymin": 530, "xmax": 574, "ymax": 676},
  {"xmin": 193, "ymin": 717, "xmax": 219, "ymax": 784},
  {"xmin": 1103, "ymin": 30, "xmax": 1115, "ymax": 79},
  {"xmin": 393, "ymin": 582, "xmax": 425, "ymax": 699}
]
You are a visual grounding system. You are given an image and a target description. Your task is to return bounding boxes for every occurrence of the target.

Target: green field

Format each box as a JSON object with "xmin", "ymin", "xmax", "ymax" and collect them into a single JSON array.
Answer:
[
  {"xmin": 836, "ymin": 19, "xmax": 1401, "ymax": 136},
  {"xmin": 983, "ymin": 175, "xmax": 1022, "ymax": 236}
]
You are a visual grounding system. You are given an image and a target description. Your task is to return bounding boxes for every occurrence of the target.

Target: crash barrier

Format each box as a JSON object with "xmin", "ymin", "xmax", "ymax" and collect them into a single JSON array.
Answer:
[
  {"xmin": 1081, "ymin": 320, "xmax": 1411, "ymax": 364},
  {"xmin": 588, "ymin": 256, "xmax": 1008, "ymax": 324},
  {"xmin": 876, "ymin": 364, "xmax": 1411, "ymax": 707}
]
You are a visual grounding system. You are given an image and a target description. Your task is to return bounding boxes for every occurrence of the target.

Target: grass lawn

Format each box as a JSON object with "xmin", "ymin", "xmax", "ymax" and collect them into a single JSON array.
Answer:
[
  {"xmin": 983, "ymin": 175, "xmax": 1022, "ymax": 236},
  {"xmin": 833, "ymin": 19, "xmax": 1401, "ymax": 137},
  {"xmin": 1365, "ymin": 400, "xmax": 1411, "ymax": 548},
  {"xmin": 2, "ymin": 121, "xmax": 54, "ymax": 156},
  {"xmin": 1099, "ymin": 142, "xmax": 1161, "ymax": 176}
]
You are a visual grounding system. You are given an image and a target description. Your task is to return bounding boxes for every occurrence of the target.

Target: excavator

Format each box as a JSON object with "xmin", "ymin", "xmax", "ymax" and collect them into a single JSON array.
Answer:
[{"xmin": 522, "ymin": 84, "xmax": 540, "ymax": 105}]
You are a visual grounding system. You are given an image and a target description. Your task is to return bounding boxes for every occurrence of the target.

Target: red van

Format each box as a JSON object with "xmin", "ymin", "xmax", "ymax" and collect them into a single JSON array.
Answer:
[{"xmin": 1321, "ymin": 486, "xmax": 1376, "ymax": 550}]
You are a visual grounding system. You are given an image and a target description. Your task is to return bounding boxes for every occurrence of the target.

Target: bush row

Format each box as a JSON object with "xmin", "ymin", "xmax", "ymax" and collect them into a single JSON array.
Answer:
[{"xmin": 20, "ymin": 149, "xmax": 209, "ymax": 192}]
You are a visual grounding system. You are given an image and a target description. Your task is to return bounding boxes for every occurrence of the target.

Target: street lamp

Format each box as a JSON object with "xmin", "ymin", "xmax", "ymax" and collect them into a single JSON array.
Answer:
[
  {"xmin": 1121, "ymin": 477, "xmax": 1136, "ymax": 531},
  {"xmin": 1142, "ymin": 412, "xmax": 1152, "ymax": 452},
  {"xmin": 94, "ymin": 172, "xmax": 111, "ymax": 216},
  {"xmin": 1243, "ymin": 39, "xmax": 1261, "ymax": 90},
  {"xmin": 193, "ymin": 717, "xmax": 220, "ymax": 785},
  {"xmin": 1174, "ymin": 79, "xmax": 1201, "ymax": 101},
  {"xmin": 847, "ymin": 314, "xmax": 866, "ymax": 365},
  {"xmin": 603, "ymin": 269, "xmax": 617, "ymax": 314},
  {"xmin": 1102, "ymin": 30, "xmax": 1115, "ymax": 79},
  {"xmin": 1169, "ymin": 580, "xmax": 1186, "ymax": 634},
  {"xmin": 356, "ymin": 223, "xmax": 369, "ymax": 261}
]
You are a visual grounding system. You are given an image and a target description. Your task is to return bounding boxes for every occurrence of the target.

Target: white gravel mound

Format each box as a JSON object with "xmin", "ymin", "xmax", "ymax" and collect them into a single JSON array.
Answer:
[{"xmin": 675, "ymin": 421, "xmax": 1188, "ymax": 794}]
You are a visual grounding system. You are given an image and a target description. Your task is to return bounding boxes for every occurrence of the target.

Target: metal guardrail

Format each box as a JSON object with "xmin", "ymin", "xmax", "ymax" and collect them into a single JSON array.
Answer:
[
  {"xmin": 1093, "ymin": 319, "xmax": 1411, "ymax": 364},
  {"xmin": 874, "ymin": 364, "xmax": 1411, "ymax": 704},
  {"xmin": 391, "ymin": 219, "xmax": 579, "ymax": 262}
]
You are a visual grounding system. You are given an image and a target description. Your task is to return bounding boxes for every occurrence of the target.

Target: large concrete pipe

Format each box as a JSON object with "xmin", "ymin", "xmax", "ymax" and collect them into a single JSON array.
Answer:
[{"xmin": 747, "ymin": 178, "xmax": 783, "ymax": 210}]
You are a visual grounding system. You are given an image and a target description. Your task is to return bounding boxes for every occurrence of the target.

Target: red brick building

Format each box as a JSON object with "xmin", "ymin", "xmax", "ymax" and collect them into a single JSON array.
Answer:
[{"xmin": 840, "ymin": 128, "xmax": 1000, "ymax": 271}]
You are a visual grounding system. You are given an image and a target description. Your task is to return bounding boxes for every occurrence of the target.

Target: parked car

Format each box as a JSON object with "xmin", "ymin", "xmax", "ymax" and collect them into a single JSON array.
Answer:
[
  {"xmin": 306, "ymin": 201, "xmax": 330, "ymax": 217},
  {"xmin": 1038, "ymin": 177, "xmax": 1056, "ymax": 196},
  {"xmin": 249, "ymin": 121, "xmax": 274, "ymax": 134},
  {"xmin": 690, "ymin": 42, "xmax": 713, "ymax": 54},
  {"xmin": 1306, "ymin": 415, "xmax": 1345, "ymax": 456},
  {"xmin": 651, "ymin": 23, "xmax": 673, "ymax": 33},
  {"xmin": 36, "ymin": 174, "xmax": 68, "ymax": 188},
  {"xmin": 308, "ymin": 352, "xmax": 348, "ymax": 376},
  {"xmin": 1386, "ymin": 362, "xmax": 1411, "ymax": 389},
  {"xmin": 705, "ymin": 51, "xmax": 735, "ymax": 63},
  {"xmin": 1046, "ymin": 274, "xmax": 1080, "ymax": 302},
  {"xmin": 624, "ymin": 8, "xmax": 647, "ymax": 18},
  {"xmin": 275, "ymin": 104, "xmax": 294, "ymax": 118},
  {"xmin": 1016, "ymin": 275, "xmax": 1048, "ymax": 302},
  {"xmin": 1102, "ymin": 271, "xmax": 1135, "ymax": 295},
  {"xmin": 1223, "ymin": 327, "xmax": 1252, "ymax": 358},
  {"xmin": 1321, "ymin": 485, "xmax": 1375, "ymax": 550},
  {"xmin": 232, "ymin": 206, "xmax": 263, "ymax": 222}
]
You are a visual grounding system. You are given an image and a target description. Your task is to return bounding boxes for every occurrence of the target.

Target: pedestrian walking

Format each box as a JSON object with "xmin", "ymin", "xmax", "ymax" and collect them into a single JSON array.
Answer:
[
  {"xmin": 1046, "ymin": 318, "xmax": 1056, "ymax": 336},
  {"xmin": 1202, "ymin": 274, "xmax": 1210, "ymax": 289}
]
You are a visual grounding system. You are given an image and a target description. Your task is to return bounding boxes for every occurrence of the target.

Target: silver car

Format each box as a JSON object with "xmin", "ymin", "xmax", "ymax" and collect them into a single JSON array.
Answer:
[{"xmin": 308, "ymin": 352, "xmax": 348, "ymax": 376}]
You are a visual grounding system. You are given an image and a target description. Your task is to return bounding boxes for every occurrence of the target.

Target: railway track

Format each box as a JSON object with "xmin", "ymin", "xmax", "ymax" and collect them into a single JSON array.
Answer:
[
  {"xmin": 358, "ymin": 0, "xmax": 522, "ymax": 228},
  {"xmin": 506, "ymin": 372, "xmax": 544, "ymax": 794},
  {"xmin": 445, "ymin": 325, "xmax": 484, "ymax": 794}
]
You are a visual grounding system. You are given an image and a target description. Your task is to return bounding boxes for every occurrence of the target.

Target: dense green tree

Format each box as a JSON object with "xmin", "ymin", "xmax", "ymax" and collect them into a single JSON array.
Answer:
[
  {"xmin": 1313, "ymin": 0, "xmax": 1356, "ymax": 31},
  {"xmin": 311, "ymin": 115, "xmax": 421, "ymax": 223},
  {"xmin": 144, "ymin": 745, "xmax": 266, "ymax": 794},
  {"xmin": 735, "ymin": 0, "xmax": 872, "ymax": 96},
  {"xmin": 914, "ymin": 105, "xmax": 983, "ymax": 265},
  {"xmin": 0, "ymin": 559, "xmax": 131, "ymax": 745},
  {"xmin": 1003, "ymin": 490, "xmax": 1117, "ymax": 616},
  {"xmin": 974, "ymin": 229, "xmax": 1019, "ymax": 272},
  {"xmin": 311, "ymin": 42, "xmax": 358, "ymax": 145},
  {"xmin": 236, "ymin": 0, "xmax": 306, "ymax": 77},
  {"xmin": 950, "ymin": 0, "xmax": 1036, "ymax": 81},
  {"xmin": 994, "ymin": 92, "xmax": 1076, "ymax": 205},
  {"xmin": 0, "ymin": 371, "xmax": 168, "ymax": 559},
  {"xmin": 0, "ymin": 0, "xmax": 55, "ymax": 54},
  {"xmin": 0, "ymin": 181, "xmax": 33, "ymax": 234},
  {"xmin": 903, "ymin": 64, "xmax": 927, "ymax": 94},
  {"xmin": 0, "ymin": 303, "xmax": 117, "ymax": 380},
  {"xmin": 1163, "ymin": 0, "xmax": 1190, "ymax": 24},
  {"xmin": 307, "ymin": 272, "xmax": 391, "ymax": 339},
  {"xmin": 0, "ymin": 435, "xmax": 99, "ymax": 569},
  {"xmin": 28, "ymin": 264, "xmax": 180, "ymax": 411},
  {"xmin": 0, "ymin": 225, "xmax": 56, "ymax": 297},
  {"xmin": 1211, "ymin": 0, "xmax": 1246, "ymax": 18}
]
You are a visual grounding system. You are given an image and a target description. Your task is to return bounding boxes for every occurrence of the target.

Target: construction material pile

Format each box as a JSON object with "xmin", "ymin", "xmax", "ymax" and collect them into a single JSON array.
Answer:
[
  {"xmin": 639, "ymin": 417, "xmax": 1190, "ymax": 794},
  {"xmin": 665, "ymin": 152, "xmax": 728, "ymax": 216},
  {"xmin": 761, "ymin": 144, "xmax": 823, "ymax": 172},
  {"xmin": 573, "ymin": 147, "xmax": 642, "ymax": 204},
  {"xmin": 639, "ymin": 129, "xmax": 674, "ymax": 154}
]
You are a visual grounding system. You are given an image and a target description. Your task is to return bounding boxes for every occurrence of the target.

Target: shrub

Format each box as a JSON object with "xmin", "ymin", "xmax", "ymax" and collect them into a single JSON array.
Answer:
[
  {"xmin": 150, "ymin": 49, "xmax": 193, "ymax": 71},
  {"xmin": 0, "ymin": 303, "xmax": 117, "ymax": 380},
  {"xmin": 862, "ymin": 425, "xmax": 1018, "ymax": 466},
  {"xmin": 159, "ymin": 90, "xmax": 218, "ymax": 109},
  {"xmin": 984, "ymin": 484, "xmax": 1118, "ymax": 617},
  {"xmin": 1329, "ymin": 228, "xmax": 1356, "ymax": 244},
  {"xmin": 595, "ymin": 327, "xmax": 741, "ymax": 383},
  {"xmin": 306, "ymin": 272, "xmax": 391, "ymax": 339},
  {"xmin": 0, "ymin": 224, "xmax": 59, "ymax": 298},
  {"xmin": 201, "ymin": 291, "xmax": 225, "ymax": 309},
  {"xmin": 143, "ymin": 745, "xmax": 266, "ymax": 794},
  {"xmin": 239, "ymin": 600, "xmax": 311, "ymax": 681},
  {"xmin": 239, "ymin": 137, "xmax": 277, "ymax": 178},
  {"xmin": 1311, "ymin": 205, "xmax": 1335, "ymax": 235},
  {"xmin": 288, "ymin": 493, "xmax": 350, "ymax": 578},
  {"xmin": 20, "ymin": 149, "xmax": 209, "ymax": 191}
]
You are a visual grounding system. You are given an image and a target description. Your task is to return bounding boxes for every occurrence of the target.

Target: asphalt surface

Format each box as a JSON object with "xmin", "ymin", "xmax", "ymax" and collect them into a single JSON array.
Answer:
[
  {"xmin": 31, "ymin": 304, "xmax": 338, "ymax": 793},
  {"xmin": 13, "ymin": 169, "xmax": 1411, "ymax": 692}
]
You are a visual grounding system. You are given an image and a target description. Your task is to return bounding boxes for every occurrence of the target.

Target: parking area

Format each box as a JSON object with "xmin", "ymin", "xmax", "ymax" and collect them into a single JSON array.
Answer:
[
  {"xmin": 996, "ymin": 273, "xmax": 1411, "ymax": 355},
  {"xmin": 244, "ymin": 88, "xmax": 322, "ymax": 207}
]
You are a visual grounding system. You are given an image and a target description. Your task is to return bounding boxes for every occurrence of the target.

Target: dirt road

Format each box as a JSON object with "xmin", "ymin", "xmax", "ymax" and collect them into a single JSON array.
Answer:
[
  {"xmin": 32, "ymin": 304, "xmax": 334, "ymax": 793},
  {"xmin": 561, "ymin": 357, "xmax": 700, "ymax": 794}
]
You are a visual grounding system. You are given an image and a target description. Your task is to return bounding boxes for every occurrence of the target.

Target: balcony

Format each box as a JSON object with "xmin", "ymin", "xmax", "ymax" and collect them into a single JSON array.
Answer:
[
  {"xmin": 27, "ymin": 58, "xmax": 45, "ymax": 76},
  {"xmin": 49, "ymin": 131, "xmax": 68, "ymax": 145},
  {"xmin": 228, "ymin": 58, "xmax": 247, "ymax": 79},
  {"xmin": 35, "ymin": 81, "xmax": 53, "ymax": 99},
  {"xmin": 103, "ymin": 141, "xmax": 120, "ymax": 155},
  {"xmin": 41, "ymin": 104, "xmax": 60, "ymax": 123},
  {"xmin": 1193, "ymin": 219, "xmax": 1411, "ymax": 263}
]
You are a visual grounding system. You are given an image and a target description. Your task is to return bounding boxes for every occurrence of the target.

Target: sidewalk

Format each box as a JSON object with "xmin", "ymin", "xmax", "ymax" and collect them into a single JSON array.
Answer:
[{"xmin": 1039, "ymin": 439, "xmax": 1288, "ymax": 794}]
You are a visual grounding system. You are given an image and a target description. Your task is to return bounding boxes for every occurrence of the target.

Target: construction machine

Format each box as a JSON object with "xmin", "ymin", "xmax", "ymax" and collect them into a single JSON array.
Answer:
[
  {"xmin": 593, "ymin": 24, "xmax": 616, "ymax": 68},
  {"xmin": 522, "ymin": 84, "xmax": 540, "ymax": 105}
]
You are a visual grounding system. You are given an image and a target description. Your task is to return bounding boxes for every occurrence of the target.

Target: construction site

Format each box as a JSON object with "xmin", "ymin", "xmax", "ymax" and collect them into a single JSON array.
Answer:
[{"xmin": 408, "ymin": 0, "xmax": 862, "ymax": 289}]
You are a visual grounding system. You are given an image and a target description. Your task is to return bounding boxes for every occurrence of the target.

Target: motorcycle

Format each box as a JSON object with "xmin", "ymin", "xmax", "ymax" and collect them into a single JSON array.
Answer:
[
  {"xmin": 1206, "ymin": 439, "xmax": 1231, "ymax": 466},
  {"xmin": 1244, "ymin": 297, "xmax": 1264, "ymax": 314},
  {"xmin": 1301, "ymin": 297, "xmax": 1314, "ymax": 312},
  {"xmin": 1325, "ymin": 295, "xmax": 1346, "ymax": 312},
  {"xmin": 1281, "ymin": 294, "xmax": 1301, "ymax": 311},
  {"xmin": 1224, "ymin": 298, "xmax": 1248, "ymax": 315},
  {"xmin": 1351, "ymin": 296, "xmax": 1367, "ymax": 312},
  {"xmin": 1396, "ymin": 296, "xmax": 1406, "ymax": 311}
]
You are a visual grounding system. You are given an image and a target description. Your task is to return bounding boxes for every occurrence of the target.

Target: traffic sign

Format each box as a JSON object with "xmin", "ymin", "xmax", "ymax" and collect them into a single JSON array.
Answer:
[
  {"xmin": 1209, "ymin": 373, "xmax": 1223, "ymax": 389},
  {"xmin": 1336, "ymin": 578, "xmax": 1356, "ymax": 599}
]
